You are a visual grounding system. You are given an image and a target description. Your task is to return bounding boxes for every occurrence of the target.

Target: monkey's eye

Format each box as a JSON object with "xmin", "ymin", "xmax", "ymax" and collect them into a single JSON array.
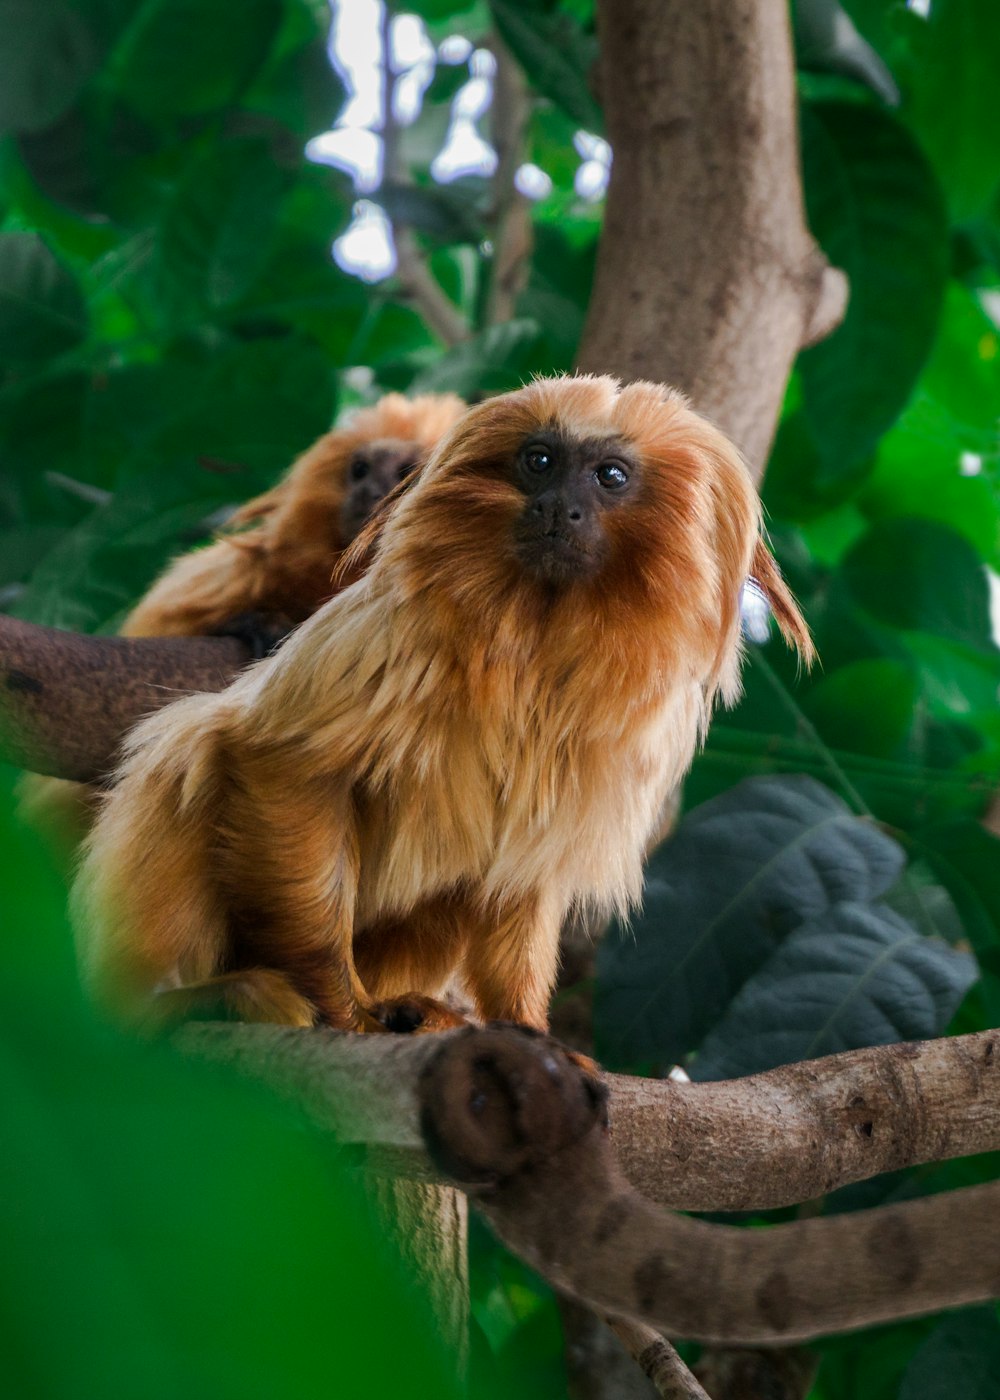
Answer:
[
  {"xmin": 350, "ymin": 458, "xmax": 370, "ymax": 482},
  {"xmin": 596, "ymin": 461, "xmax": 629, "ymax": 490},
  {"xmin": 523, "ymin": 445, "xmax": 553, "ymax": 474}
]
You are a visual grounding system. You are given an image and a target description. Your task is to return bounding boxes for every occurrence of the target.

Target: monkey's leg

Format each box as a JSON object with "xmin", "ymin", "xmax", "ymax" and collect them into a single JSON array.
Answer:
[
  {"xmin": 217, "ymin": 752, "xmax": 371, "ymax": 1029},
  {"xmin": 463, "ymin": 893, "xmax": 564, "ymax": 1031},
  {"xmin": 356, "ymin": 895, "xmax": 476, "ymax": 1034},
  {"xmin": 147, "ymin": 968, "xmax": 317, "ymax": 1028}
]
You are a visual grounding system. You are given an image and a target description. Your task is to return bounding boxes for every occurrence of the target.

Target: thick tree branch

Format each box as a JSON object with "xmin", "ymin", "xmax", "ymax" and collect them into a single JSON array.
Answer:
[
  {"xmin": 176, "ymin": 1023, "xmax": 1000, "ymax": 1214},
  {"xmin": 419, "ymin": 1028, "xmax": 1000, "ymax": 1345},
  {"xmin": 575, "ymin": 0, "xmax": 847, "ymax": 476},
  {"xmin": 0, "ymin": 615, "xmax": 249, "ymax": 783}
]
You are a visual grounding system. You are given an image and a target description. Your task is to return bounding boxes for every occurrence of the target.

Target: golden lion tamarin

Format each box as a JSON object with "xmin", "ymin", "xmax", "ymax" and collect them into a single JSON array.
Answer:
[
  {"xmin": 119, "ymin": 392, "xmax": 467, "ymax": 645},
  {"xmin": 21, "ymin": 393, "xmax": 466, "ymax": 844},
  {"xmin": 73, "ymin": 376, "xmax": 812, "ymax": 1034}
]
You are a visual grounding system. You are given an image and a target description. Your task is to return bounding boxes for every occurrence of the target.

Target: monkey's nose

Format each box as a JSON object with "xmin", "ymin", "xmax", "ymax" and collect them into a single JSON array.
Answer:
[{"xmin": 532, "ymin": 492, "xmax": 583, "ymax": 532}]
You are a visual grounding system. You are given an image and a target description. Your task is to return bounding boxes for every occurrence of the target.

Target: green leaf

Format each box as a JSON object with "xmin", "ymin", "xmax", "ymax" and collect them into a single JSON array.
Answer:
[
  {"xmin": 793, "ymin": 0, "xmax": 899, "ymax": 105},
  {"xmin": 799, "ymin": 101, "xmax": 948, "ymax": 473},
  {"xmin": 408, "ymin": 318, "xmax": 546, "ymax": 396},
  {"xmin": 905, "ymin": 0, "xmax": 1000, "ymax": 221},
  {"xmin": 801, "ymin": 658, "xmax": 918, "ymax": 758},
  {"xmin": 838, "ymin": 518, "xmax": 994, "ymax": 651},
  {"xmin": 0, "ymin": 773, "xmax": 463, "ymax": 1400},
  {"xmin": 899, "ymin": 1309, "xmax": 1000, "ymax": 1400},
  {"xmin": 158, "ymin": 138, "xmax": 291, "ymax": 310},
  {"xmin": 594, "ymin": 775, "xmax": 905, "ymax": 1069},
  {"xmin": 110, "ymin": 0, "xmax": 283, "ymax": 122},
  {"xmin": 0, "ymin": 0, "xmax": 98, "ymax": 135},
  {"xmin": 692, "ymin": 901, "xmax": 975, "ymax": 1080},
  {"xmin": 0, "ymin": 232, "xmax": 88, "ymax": 363},
  {"xmin": 488, "ymin": 0, "xmax": 601, "ymax": 131}
]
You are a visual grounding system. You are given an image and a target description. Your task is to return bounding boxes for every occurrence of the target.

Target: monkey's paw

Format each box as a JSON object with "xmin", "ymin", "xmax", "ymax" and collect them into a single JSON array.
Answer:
[
  {"xmin": 365, "ymin": 994, "xmax": 473, "ymax": 1035},
  {"xmin": 212, "ymin": 610, "xmax": 296, "ymax": 660}
]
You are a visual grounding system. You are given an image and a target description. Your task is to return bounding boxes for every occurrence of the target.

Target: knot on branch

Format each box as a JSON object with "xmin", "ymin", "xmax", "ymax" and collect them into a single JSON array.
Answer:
[{"xmin": 418, "ymin": 1024, "xmax": 608, "ymax": 1188}]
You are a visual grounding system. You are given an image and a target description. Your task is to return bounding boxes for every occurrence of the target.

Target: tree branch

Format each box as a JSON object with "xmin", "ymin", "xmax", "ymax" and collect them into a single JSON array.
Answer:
[
  {"xmin": 0, "ymin": 615, "xmax": 248, "ymax": 783},
  {"xmin": 484, "ymin": 33, "xmax": 533, "ymax": 328},
  {"xmin": 418, "ymin": 1027, "xmax": 1000, "ymax": 1345},
  {"xmin": 606, "ymin": 1319, "xmax": 710, "ymax": 1400},
  {"xmin": 575, "ymin": 0, "xmax": 847, "ymax": 476},
  {"xmin": 176, "ymin": 1022, "xmax": 1000, "ymax": 1214}
]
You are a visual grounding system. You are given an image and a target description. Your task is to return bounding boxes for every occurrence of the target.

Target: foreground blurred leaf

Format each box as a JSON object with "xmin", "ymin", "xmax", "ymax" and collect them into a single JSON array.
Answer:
[
  {"xmin": 0, "ymin": 232, "xmax": 88, "ymax": 363},
  {"xmin": 800, "ymin": 101, "xmax": 948, "ymax": 474},
  {"xmin": 594, "ymin": 775, "xmax": 904, "ymax": 1069},
  {"xmin": 0, "ymin": 772, "xmax": 462, "ymax": 1400},
  {"xmin": 692, "ymin": 900, "xmax": 975, "ymax": 1080}
]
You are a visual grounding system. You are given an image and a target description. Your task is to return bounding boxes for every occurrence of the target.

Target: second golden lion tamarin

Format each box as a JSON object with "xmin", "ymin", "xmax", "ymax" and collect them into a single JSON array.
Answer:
[
  {"xmin": 73, "ymin": 376, "xmax": 812, "ymax": 1035},
  {"xmin": 22, "ymin": 392, "xmax": 467, "ymax": 844}
]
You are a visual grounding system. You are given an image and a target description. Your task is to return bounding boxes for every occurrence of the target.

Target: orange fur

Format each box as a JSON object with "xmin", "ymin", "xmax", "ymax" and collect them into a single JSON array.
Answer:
[
  {"xmin": 72, "ymin": 376, "xmax": 812, "ymax": 1032},
  {"xmin": 22, "ymin": 393, "xmax": 466, "ymax": 847}
]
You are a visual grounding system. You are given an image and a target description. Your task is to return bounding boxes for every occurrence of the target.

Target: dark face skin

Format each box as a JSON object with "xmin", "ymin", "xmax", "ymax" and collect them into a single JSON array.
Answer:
[
  {"xmin": 511, "ymin": 429, "xmax": 639, "ymax": 583},
  {"xmin": 339, "ymin": 437, "xmax": 423, "ymax": 543}
]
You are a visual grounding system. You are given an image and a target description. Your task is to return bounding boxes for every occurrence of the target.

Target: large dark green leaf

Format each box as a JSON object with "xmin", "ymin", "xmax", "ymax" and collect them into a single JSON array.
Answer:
[
  {"xmin": 799, "ymin": 101, "xmax": 948, "ymax": 474},
  {"xmin": 0, "ymin": 232, "xmax": 88, "ymax": 362},
  {"xmin": 899, "ymin": 1309, "xmax": 1000, "ymax": 1400},
  {"xmin": 158, "ymin": 139, "xmax": 291, "ymax": 310},
  {"xmin": 109, "ymin": 0, "xmax": 283, "ymax": 122},
  {"xmin": 594, "ymin": 775, "xmax": 904, "ymax": 1069},
  {"xmin": 488, "ymin": 0, "xmax": 601, "ymax": 131},
  {"xmin": 0, "ymin": 0, "xmax": 98, "ymax": 135},
  {"xmin": 692, "ymin": 901, "xmax": 975, "ymax": 1081}
]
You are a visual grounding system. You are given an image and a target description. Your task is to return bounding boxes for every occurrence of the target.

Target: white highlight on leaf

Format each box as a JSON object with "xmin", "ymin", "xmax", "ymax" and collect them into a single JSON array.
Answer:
[
  {"xmin": 333, "ymin": 200, "xmax": 397, "ymax": 282},
  {"xmin": 573, "ymin": 129, "xmax": 612, "ymax": 202},
  {"xmin": 960, "ymin": 452, "xmax": 983, "ymax": 477},
  {"xmin": 438, "ymin": 34, "xmax": 472, "ymax": 65},
  {"xmin": 306, "ymin": 127, "xmax": 383, "ymax": 192},
  {"xmin": 515, "ymin": 162, "xmax": 553, "ymax": 200},
  {"xmin": 906, "ymin": 0, "xmax": 931, "ymax": 16}
]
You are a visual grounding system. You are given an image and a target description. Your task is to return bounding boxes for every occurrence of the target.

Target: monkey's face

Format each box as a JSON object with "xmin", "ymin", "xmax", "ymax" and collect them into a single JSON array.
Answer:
[
  {"xmin": 510, "ymin": 429, "xmax": 640, "ymax": 585},
  {"xmin": 338, "ymin": 437, "xmax": 423, "ymax": 544},
  {"xmin": 396, "ymin": 377, "xmax": 755, "ymax": 611}
]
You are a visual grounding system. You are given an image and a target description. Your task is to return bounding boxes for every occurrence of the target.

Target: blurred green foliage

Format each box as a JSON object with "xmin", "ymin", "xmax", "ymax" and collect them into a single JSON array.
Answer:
[{"xmin": 1, "ymin": 0, "xmax": 1000, "ymax": 1395}]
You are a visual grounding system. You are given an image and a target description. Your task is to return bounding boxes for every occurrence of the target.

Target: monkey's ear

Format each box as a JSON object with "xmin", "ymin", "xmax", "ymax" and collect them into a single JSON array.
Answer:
[
  {"xmin": 749, "ymin": 539, "xmax": 816, "ymax": 668},
  {"xmin": 332, "ymin": 466, "xmax": 424, "ymax": 588}
]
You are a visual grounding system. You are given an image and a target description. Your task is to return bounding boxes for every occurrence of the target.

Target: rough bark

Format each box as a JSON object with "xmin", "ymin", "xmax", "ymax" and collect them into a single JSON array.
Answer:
[
  {"xmin": 0, "ymin": 614, "xmax": 248, "ymax": 783},
  {"xmin": 176, "ymin": 1023, "xmax": 1000, "ymax": 1214},
  {"xmin": 419, "ymin": 1027, "xmax": 1000, "ymax": 1345},
  {"xmin": 575, "ymin": 0, "xmax": 848, "ymax": 475}
]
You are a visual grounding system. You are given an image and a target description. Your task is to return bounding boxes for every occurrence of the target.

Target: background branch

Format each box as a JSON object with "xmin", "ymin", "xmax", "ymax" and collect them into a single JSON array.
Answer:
[{"xmin": 0, "ymin": 615, "xmax": 248, "ymax": 783}]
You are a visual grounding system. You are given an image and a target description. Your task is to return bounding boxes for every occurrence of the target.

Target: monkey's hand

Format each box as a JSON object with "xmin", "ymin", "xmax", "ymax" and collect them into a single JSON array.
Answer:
[
  {"xmin": 211, "ymin": 610, "xmax": 297, "ymax": 660},
  {"xmin": 363, "ymin": 994, "xmax": 475, "ymax": 1035}
]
